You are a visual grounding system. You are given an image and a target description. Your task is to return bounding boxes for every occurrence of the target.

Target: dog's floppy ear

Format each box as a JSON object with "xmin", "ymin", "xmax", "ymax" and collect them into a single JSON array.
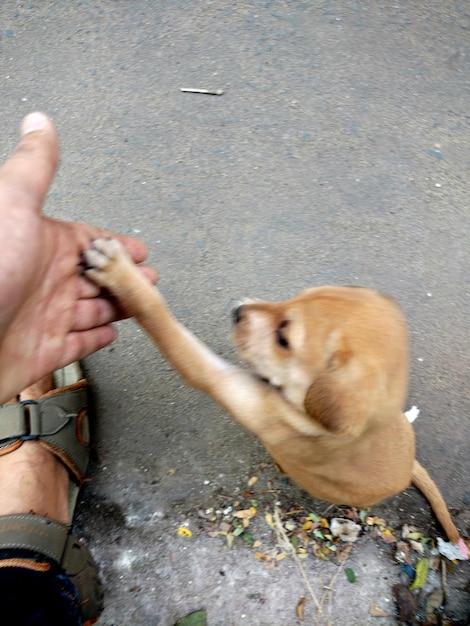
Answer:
[{"xmin": 303, "ymin": 335, "xmax": 375, "ymax": 437}]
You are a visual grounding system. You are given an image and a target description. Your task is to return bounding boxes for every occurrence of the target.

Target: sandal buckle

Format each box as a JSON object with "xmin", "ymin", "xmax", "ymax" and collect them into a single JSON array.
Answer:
[{"xmin": 0, "ymin": 403, "xmax": 31, "ymax": 447}]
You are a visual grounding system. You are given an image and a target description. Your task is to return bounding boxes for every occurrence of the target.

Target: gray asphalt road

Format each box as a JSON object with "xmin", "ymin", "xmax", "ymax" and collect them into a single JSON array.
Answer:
[{"xmin": 1, "ymin": 2, "xmax": 469, "ymax": 624}]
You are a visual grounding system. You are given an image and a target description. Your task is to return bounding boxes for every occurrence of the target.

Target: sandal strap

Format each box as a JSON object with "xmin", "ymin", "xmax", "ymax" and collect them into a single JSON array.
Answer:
[
  {"xmin": 0, "ymin": 380, "xmax": 90, "ymax": 483},
  {"xmin": 0, "ymin": 514, "xmax": 103, "ymax": 623}
]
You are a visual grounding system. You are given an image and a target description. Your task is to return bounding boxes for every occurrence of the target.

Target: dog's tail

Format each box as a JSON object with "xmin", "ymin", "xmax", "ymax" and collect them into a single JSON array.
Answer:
[{"xmin": 411, "ymin": 460, "xmax": 460, "ymax": 544}]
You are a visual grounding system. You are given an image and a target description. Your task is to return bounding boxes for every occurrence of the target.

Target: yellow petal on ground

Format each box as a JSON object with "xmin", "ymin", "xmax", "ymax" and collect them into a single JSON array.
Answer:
[
  {"xmin": 296, "ymin": 597, "xmax": 307, "ymax": 621},
  {"xmin": 366, "ymin": 516, "xmax": 386, "ymax": 526},
  {"xmin": 265, "ymin": 513, "xmax": 275, "ymax": 528},
  {"xmin": 247, "ymin": 476, "xmax": 258, "ymax": 487},
  {"xmin": 297, "ymin": 548, "xmax": 308, "ymax": 559},
  {"xmin": 177, "ymin": 527, "xmax": 193, "ymax": 538}
]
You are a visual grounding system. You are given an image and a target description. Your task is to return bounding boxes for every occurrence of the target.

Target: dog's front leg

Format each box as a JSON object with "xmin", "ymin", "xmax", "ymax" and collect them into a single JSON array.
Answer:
[
  {"xmin": 83, "ymin": 238, "xmax": 328, "ymax": 441},
  {"xmin": 83, "ymin": 238, "xmax": 232, "ymax": 390}
]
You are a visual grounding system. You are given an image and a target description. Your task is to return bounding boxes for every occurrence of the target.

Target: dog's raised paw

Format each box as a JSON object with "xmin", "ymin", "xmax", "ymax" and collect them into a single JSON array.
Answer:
[{"xmin": 82, "ymin": 238, "xmax": 123, "ymax": 271}]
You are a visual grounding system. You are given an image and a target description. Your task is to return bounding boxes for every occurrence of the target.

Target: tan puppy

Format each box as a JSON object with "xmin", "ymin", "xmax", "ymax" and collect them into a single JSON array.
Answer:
[{"xmin": 83, "ymin": 238, "xmax": 460, "ymax": 544}]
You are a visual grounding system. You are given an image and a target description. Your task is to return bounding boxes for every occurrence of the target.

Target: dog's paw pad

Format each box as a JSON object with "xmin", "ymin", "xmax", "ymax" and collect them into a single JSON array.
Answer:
[{"xmin": 82, "ymin": 238, "xmax": 123, "ymax": 271}]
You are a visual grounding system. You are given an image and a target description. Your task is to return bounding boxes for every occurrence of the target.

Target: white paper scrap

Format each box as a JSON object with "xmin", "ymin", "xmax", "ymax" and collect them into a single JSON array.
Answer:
[{"xmin": 405, "ymin": 406, "xmax": 420, "ymax": 423}]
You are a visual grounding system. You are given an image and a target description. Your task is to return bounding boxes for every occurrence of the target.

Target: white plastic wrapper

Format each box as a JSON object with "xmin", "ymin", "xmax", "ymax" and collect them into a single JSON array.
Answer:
[{"xmin": 437, "ymin": 537, "xmax": 469, "ymax": 561}]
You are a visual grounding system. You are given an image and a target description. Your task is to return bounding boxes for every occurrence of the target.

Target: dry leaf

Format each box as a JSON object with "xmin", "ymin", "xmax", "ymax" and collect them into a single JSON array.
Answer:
[
  {"xmin": 313, "ymin": 543, "xmax": 328, "ymax": 560},
  {"xmin": 402, "ymin": 524, "xmax": 419, "ymax": 539},
  {"xmin": 336, "ymin": 542, "xmax": 353, "ymax": 564},
  {"xmin": 296, "ymin": 597, "xmax": 307, "ymax": 621},
  {"xmin": 409, "ymin": 539, "xmax": 425, "ymax": 553},
  {"xmin": 393, "ymin": 583, "xmax": 417, "ymax": 625},
  {"xmin": 425, "ymin": 587, "xmax": 444, "ymax": 624},
  {"xmin": 381, "ymin": 532, "xmax": 398, "ymax": 545},
  {"xmin": 235, "ymin": 506, "xmax": 257, "ymax": 519},
  {"xmin": 247, "ymin": 476, "xmax": 258, "ymax": 487},
  {"xmin": 395, "ymin": 540, "xmax": 411, "ymax": 564},
  {"xmin": 369, "ymin": 603, "xmax": 390, "ymax": 617}
]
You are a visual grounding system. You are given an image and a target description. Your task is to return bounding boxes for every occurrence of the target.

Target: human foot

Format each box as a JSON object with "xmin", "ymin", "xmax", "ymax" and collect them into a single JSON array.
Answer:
[{"xmin": 0, "ymin": 366, "xmax": 89, "ymax": 525}]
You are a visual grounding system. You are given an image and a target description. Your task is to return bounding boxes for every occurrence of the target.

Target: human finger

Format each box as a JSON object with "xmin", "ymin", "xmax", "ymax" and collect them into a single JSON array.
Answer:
[
  {"xmin": 60, "ymin": 326, "xmax": 118, "ymax": 367},
  {"xmin": 0, "ymin": 112, "xmax": 59, "ymax": 212},
  {"xmin": 115, "ymin": 234, "xmax": 150, "ymax": 265},
  {"xmin": 72, "ymin": 297, "xmax": 120, "ymax": 331}
]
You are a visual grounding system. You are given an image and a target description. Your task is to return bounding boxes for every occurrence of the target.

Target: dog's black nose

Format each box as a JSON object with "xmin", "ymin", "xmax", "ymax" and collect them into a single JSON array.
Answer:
[{"xmin": 232, "ymin": 304, "xmax": 244, "ymax": 324}]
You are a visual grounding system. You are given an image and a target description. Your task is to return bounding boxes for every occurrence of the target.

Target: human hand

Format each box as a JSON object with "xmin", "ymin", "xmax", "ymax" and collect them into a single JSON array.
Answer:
[{"xmin": 0, "ymin": 112, "xmax": 157, "ymax": 403}]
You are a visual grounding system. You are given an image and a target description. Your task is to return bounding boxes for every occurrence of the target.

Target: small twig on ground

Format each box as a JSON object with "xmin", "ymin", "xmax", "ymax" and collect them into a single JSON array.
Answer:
[
  {"xmin": 315, "ymin": 552, "xmax": 351, "ymax": 626},
  {"xmin": 273, "ymin": 506, "xmax": 322, "ymax": 613}
]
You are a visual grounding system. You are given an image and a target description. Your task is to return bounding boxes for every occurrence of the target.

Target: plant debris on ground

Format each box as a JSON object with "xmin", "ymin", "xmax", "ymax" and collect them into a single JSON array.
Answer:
[{"xmin": 182, "ymin": 466, "xmax": 470, "ymax": 625}]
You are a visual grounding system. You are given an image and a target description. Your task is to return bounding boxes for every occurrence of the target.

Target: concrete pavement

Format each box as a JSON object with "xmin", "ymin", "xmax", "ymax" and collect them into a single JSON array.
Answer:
[{"xmin": 1, "ymin": 2, "xmax": 469, "ymax": 624}]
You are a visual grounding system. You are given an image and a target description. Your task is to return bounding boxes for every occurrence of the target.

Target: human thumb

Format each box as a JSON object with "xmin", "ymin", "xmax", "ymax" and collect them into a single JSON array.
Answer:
[{"xmin": 0, "ymin": 112, "xmax": 59, "ymax": 213}]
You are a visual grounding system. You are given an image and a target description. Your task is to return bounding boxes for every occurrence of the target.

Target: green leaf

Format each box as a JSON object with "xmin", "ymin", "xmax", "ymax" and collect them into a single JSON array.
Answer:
[
  {"xmin": 359, "ymin": 509, "xmax": 369, "ymax": 524},
  {"xmin": 345, "ymin": 567, "xmax": 356, "ymax": 583},
  {"xmin": 233, "ymin": 525, "xmax": 244, "ymax": 536},
  {"xmin": 241, "ymin": 532, "xmax": 255, "ymax": 546},
  {"xmin": 409, "ymin": 558, "xmax": 429, "ymax": 590},
  {"xmin": 290, "ymin": 535, "xmax": 299, "ymax": 549},
  {"xmin": 250, "ymin": 499, "xmax": 258, "ymax": 507},
  {"xmin": 175, "ymin": 609, "xmax": 207, "ymax": 626},
  {"xmin": 309, "ymin": 513, "xmax": 321, "ymax": 523}
]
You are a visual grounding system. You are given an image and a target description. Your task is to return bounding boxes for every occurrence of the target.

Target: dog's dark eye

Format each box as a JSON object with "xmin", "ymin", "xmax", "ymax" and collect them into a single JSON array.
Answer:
[{"xmin": 276, "ymin": 321, "xmax": 290, "ymax": 349}]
